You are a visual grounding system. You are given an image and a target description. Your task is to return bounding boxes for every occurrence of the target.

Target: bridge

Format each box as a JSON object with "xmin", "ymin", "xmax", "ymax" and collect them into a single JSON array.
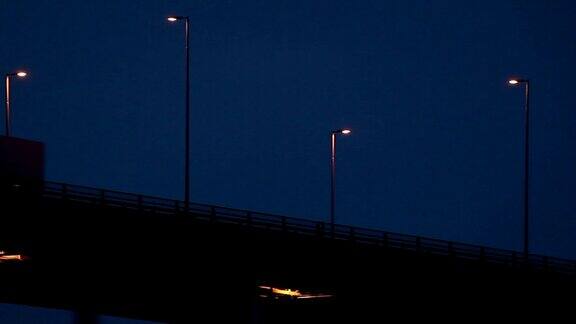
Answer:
[{"xmin": 0, "ymin": 179, "xmax": 574, "ymax": 323}]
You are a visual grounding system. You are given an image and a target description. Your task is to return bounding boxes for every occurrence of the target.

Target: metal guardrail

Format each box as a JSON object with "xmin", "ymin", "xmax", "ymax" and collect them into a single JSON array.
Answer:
[{"xmin": 6, "ymin": 181, "xmax": 576, "ymax": 276}]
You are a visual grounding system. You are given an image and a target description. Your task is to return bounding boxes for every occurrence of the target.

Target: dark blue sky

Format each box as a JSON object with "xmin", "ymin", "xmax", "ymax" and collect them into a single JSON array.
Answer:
[{"xmin": 2, "ymin": 0, "xmax": 576, "ymax": 260}]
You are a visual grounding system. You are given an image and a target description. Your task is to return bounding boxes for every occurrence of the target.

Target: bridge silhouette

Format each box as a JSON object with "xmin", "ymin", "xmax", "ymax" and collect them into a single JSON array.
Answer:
[{"xmin": 0, "ymin": 180, "xmax": 574, "ymax": 323}]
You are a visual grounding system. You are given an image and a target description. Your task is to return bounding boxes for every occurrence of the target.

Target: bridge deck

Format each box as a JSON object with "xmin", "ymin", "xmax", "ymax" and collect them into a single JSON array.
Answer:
[{"xmin": 0, "ymin": 181, "xmax": 574, "ymax": 322}]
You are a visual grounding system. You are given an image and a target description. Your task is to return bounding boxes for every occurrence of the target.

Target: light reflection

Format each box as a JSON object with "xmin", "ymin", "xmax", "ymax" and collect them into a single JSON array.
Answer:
[
  {"xmin": 258, "ymin": 285, "xmax": 333, "ymax": 300},
  {"xmin": 272, "ymin": 288, "xmax": 301, "ymax": 297},
  {"xmin": 0, "ymin": 254, "xmax": 24, "ymax": 261}
]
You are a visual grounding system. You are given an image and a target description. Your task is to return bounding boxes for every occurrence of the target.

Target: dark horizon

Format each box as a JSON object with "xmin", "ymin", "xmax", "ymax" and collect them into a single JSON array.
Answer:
[{"xmin": 2, "ymin": 0, "xmax": 576, "ymax": 263}]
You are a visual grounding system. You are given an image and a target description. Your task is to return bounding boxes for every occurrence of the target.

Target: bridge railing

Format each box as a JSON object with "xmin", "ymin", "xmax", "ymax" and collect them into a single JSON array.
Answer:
[{"xmin": 9, "ymin": 181, "xmax": 575, "ymax": 276}]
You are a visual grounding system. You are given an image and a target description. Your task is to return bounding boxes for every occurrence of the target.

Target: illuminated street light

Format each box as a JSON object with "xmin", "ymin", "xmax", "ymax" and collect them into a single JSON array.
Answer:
[
  {"xmin": 4, "ymin": 70, "xmax": 28, "ymax": 137},
  {"xmin": 508, "ymin": 77, "xmax": 530, "ymax": 256},
  {"xmin": 330, "ymin": 128, "xmax": 352, "ymax": 230},
  {"xmin": 167, "ymin": 15, "xmax": 191, "ymax": 210}
]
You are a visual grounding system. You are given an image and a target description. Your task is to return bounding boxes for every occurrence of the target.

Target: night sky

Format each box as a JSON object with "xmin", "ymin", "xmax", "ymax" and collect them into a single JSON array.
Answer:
[{"xmin": 2, "ymin": 0, "xmax": 576, "ymax": 267}]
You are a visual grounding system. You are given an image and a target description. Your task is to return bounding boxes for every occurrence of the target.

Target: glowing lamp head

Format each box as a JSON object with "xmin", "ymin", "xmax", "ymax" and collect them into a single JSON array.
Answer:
[
  {"xmin": 167, "ymin": 17, "xmax": 178, "ymax": 22},
  {"xmin": 16, "ymin": 72, "xmax": 27, "ymax": 77},
  {"xmin": 341, "ymin": 129, "xmax": 351, "ymax": 135},
  {"xmin": 508, "ymin": 78, "xmax": 528, "ymax": 85}
]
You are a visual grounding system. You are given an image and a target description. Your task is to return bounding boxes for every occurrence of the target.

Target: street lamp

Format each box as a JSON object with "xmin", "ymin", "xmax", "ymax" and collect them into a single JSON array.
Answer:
[
  {"xmin": 508, "ymin": 78, "xmax": 530, "ymax": 257},
  {"xmin": 4, "ymin": 71, "xmax": 28, "ymax": 137},
  {"xmin": 167, "ymin": 15, "xmax": 191, "ymax": 210},
  {"xmin": 330, "ymin": 129, "xmax": 351, "ymax": 230}
]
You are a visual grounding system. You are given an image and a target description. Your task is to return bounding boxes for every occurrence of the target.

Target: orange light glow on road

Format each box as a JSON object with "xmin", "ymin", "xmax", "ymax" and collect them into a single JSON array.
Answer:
[
  {"xmin": 258, "ymin": 284, "xmax": 334, "ymax": 300},
  {"xmin": 272, "ymin": 288, "xmax": 302, "ymax": 297},
  {"xmin": 0, "ymin": 254, "xmax": 24, "ymax": 261}
]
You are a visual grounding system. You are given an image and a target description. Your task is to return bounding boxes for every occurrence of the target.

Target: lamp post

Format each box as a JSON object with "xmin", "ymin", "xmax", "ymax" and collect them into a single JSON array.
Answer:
[
  {"xmin": 508, "ymin": 78, "xmax": 530, "ymax": 257},
  {"xmin": 330, "ymin": 129, "xmax": 351, "ymax": 230},
  {"xmin": 4, "ymin": 71, "xmax": 27, "ymax": 137},
  {"xmin": 167, "ymin": 16, "xmax": 191, "ymax": 210}
]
